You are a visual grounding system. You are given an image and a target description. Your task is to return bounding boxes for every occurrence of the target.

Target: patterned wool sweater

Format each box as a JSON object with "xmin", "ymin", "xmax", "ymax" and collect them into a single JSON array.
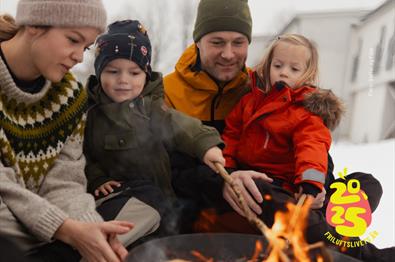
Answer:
[{"xmin": 0, "ymin": 56, "xmax": 102, "ymax": 244}]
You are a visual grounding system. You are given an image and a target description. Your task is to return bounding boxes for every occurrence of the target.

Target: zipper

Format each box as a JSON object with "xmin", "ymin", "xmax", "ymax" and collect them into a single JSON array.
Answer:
[
  {"xmin": 211, "ymin": 85, "xmax": 224, "ymax": 122},
  {"xmin": 263, "ymin": 130, "xmax": 270, "ymax": 149}
]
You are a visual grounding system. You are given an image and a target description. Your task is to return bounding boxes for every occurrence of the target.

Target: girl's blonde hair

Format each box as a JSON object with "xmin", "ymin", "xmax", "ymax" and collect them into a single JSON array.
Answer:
[
  {"xmin": 0, "ymin": 15, "xmax": 20, "ymax": 41},
  {"xmin": 255, "ymin": 33, "xmax": 319, "ymax": 93}
]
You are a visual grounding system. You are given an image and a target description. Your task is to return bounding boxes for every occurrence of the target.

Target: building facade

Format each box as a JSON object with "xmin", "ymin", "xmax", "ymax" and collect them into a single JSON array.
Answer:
[
  {"xmin": 257, "ymin": 1, "xmax": 395, "ymax": 142},
  {"xmin": 343, "ymin": 0, "xmax": 395, "ymax": 142}
]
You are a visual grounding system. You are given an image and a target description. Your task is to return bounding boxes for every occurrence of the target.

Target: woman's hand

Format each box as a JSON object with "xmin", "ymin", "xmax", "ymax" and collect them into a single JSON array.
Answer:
[
  {"xmin": 223, "ymin": 170, "xmax": 273, "ymax": 216},
  {"xmin": 202, "ymin": 146, "xmax": 225, "ymax": 172},
  {"xmin": 54, "ymin": 219, "xmax": 133, "ymax": 262},
  {"xmin": 94, "ymin": 181, "xmax": 121, "ymax": 197}
]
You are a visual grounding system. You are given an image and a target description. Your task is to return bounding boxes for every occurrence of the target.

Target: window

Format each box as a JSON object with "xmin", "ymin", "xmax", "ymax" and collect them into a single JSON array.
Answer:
[
  {"xmin": 385, "ymin": 30, "xmax": 395, "ymax": 71},
  {"xmin": 373, "ymin": 26, "xmax": 386, "ymax": 75},
  {"xmin": 351, "ymin": 39, "xmax": 363, "ymax": 82}
]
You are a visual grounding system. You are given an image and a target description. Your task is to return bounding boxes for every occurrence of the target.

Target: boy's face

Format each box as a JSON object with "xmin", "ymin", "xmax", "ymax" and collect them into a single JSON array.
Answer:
[{"xmin": 100, "ymin": 58, "xmax": 146, "ymax": 103}]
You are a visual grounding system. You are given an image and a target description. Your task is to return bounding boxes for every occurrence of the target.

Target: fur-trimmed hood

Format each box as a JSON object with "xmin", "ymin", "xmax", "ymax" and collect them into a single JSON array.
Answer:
[{"xmin": 303, "ymin": 88, "xmax": 345, "ymax": 130}]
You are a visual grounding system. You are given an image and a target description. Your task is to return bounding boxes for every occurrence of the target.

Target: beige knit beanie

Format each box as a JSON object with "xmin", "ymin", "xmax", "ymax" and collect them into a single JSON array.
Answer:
[{"xmin": 15, "ymin": 0, "xmax": 107, "ymax": 32}]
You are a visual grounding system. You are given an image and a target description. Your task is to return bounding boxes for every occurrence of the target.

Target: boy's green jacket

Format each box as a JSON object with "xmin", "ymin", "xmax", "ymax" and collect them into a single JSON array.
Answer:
[{"xmin": 84, "ymin": 72, "xmax": 223, "ymax": 196}]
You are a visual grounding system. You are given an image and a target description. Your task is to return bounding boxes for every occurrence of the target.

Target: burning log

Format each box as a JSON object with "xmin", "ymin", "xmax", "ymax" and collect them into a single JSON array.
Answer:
[
  {"xmin": 214, "ymin": 162, "xmax": 333, "ymax": 262},
  {"xmin": 128, "ymin": 164, "xmax": 348, "ymax": 262}
]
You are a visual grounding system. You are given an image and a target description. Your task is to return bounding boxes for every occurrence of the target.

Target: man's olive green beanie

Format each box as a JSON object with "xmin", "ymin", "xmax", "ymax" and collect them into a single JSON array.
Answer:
[{"xmin": 193, "ymin": 0, "xmax": 252, "ymax": 42}]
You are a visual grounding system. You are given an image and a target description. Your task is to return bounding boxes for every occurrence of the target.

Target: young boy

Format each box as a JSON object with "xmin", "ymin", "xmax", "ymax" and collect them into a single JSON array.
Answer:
[{"xmin": 84, "ymin": 20, "xmax": 225, "ymax": 246}]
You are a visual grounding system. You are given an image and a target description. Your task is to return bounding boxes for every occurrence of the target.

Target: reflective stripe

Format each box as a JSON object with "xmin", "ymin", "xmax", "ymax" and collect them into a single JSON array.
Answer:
[{"xmin": 301, "ymin": 168, "xmax": 325, "ymax": 184}]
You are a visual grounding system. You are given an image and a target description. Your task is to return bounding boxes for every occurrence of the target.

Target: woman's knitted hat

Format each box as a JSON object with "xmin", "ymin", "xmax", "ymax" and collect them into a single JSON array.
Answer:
[
  {"xmin": 193, "ymin": 0, "xmax": 252, "ymax": 42},
  {"xmin": 15, "ymin": 0, "xmax": 107, "ymax": 32},
  {"xmin": 94, "ymin": 20, "xmax": 152, "ymax": 79}
]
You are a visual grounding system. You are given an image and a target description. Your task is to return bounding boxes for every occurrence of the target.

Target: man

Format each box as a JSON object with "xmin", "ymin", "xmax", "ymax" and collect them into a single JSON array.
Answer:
[
  {"xmin": 164, "ymin": 0, "xmax": 271, "ymax": 233},
  {"xmin": 164, "ymin": 0, "xmax": 251, "ymax": 134},
  {"xmin": 164, "ymin": 0, "xmax": 384, "ymax": 245},
  {"xmin": 163, "ymin": 1, "xmax": 394, "ymax": 260}
]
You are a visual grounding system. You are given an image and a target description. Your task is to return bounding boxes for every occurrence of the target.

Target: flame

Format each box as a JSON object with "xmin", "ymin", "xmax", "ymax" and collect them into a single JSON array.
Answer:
[
  {"xmin": 175, "ymin": 196, "xmax": 331, "ymax": 262},
  {"xmin": 193, "ymin": 208, "xmax": 259, "ymax": 234},
  {"xmin": 193, "ymin": 208, "xmax": 219, "ymax": 232},
  {"xmin": 264, "ymin": 194, "xmax": 272, "ymax": 201},
  {"xmin": 191, "ymin": 250, "xmax": 214, "ymax": 262},
  {"xmin": 261, "ymin": 196, "xmax": 323, "ymax": 262},
  {"xmin": 250, "ymin": 240, "xmax": 264, "ymax": 261}
]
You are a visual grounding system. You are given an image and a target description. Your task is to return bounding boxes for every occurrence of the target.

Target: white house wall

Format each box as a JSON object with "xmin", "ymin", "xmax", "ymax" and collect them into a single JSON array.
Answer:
[
  {"xmin": 344, "ymin": 1, "xmax": 395, "ymax": 142},
  {"xmin": 281, "ymin": 12, "xmax": 365, "ymax": 96},
  {"xmin": 247, "ymin": 35, "xmax": 272, "ymax": 68},
  {"xmin": 350, "ymin": 84, "xmax": 387, "ymax": 142},
  {"xmin": 280, "ymin": 11, "xmax": 367, "ymax": 140}
]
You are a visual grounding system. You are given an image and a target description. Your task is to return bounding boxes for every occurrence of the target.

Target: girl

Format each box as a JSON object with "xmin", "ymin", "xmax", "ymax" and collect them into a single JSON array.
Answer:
[
  {"xmin": 221, "ymin": 34, "xmax": 393, "ymax": 261},
  {"xmin": 222, "ymin": 34, "xmax": 342, "ymax": 214},
  {"xmin": 0, "ymin": 1, "xmax": 132, "ymax": 261}
]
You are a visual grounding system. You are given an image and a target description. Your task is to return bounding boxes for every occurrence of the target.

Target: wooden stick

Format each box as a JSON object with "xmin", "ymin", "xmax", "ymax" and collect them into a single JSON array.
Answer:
[
  {"xmin": 304, "ymin": 241, "xmax": 324, "ymax": 252},
  {"xmin": 288, "ymin": 194, "xmax": 308, "ymax": 234},
  {"xmin": 214, "ymin": 163, "xmax": 332, "ymax": 262}
]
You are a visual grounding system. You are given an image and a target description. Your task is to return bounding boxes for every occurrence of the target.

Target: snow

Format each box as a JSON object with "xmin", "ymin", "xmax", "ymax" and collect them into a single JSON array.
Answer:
[{"xmin": 330, "ymin": 139, "xmax": 395, "ymax": 248}]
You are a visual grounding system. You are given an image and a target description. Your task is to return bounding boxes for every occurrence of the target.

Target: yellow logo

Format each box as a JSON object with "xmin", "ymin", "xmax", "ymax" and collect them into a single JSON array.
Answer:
[{"xmin": 326, "ymin": 168, "xmax": 372, "ymax": 237}]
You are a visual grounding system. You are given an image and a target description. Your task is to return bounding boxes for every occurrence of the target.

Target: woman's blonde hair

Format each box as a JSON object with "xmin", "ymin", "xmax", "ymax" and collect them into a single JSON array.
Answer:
[
  {"xmin": 0, "ymin": 14, "xmax": 20, "ymax": 41},
  {"xmin": 255, "ymin": 33, "xmax": 319, "ymax": 93}
]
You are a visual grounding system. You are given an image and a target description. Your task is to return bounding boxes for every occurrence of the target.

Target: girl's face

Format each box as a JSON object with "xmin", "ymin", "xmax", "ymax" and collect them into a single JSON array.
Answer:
[
  {"xmin": 30, "ymin": 27, "xmax": 99, "ymax": 83},
  {"xmin": 270, "ymin": 41, "xmax": 311, "ymax": 89},
  {"xmin": 100, "ymin": 58, "xmax": 146, "ymax": 103}
]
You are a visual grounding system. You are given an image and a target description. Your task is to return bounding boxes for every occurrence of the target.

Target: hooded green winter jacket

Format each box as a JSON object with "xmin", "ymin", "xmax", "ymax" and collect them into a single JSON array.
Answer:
[{"xmin": 84, "ymin": 72, "xmax": 223, "ymax": 196}]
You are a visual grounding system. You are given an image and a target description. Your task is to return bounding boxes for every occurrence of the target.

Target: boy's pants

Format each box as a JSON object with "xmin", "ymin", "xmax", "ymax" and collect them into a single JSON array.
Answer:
[{"xmin": 0, "ymin": 181, "xmax": 161, "ymax": 261}]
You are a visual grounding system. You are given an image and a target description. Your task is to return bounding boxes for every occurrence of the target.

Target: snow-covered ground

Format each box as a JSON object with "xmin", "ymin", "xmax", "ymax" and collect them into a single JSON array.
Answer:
[{"xmin": 330, "ymin": 139, "xmax": 395, "ymax": 248}]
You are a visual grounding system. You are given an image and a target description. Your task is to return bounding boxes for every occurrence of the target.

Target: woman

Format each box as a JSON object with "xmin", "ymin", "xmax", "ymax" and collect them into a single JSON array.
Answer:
[{"xmin": 0, "ymin": 1, "xmax": 132, "ymax": 261}]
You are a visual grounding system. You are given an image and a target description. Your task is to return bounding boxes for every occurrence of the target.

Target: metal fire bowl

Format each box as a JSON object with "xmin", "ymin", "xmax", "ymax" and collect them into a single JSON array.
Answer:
[{"xmin": 127, "ymin": 233, "xmax": 361, "ymax": 261}]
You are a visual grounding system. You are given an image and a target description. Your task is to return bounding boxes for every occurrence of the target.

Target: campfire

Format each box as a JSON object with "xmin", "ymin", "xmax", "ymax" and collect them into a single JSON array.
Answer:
[
  {"xmin": 127, "ymin": 164, "xmax": 359, "ymax": 262},
  {"xmin": 211, "ymin": 163, "xmax": 331, "ymax": 262}
]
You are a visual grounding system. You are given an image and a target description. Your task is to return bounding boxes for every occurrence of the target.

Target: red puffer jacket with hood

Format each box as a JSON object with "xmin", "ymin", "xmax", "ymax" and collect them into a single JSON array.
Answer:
[{"xmin": 223, "ymin": 71, "xmax": 344, "ymax": 194}]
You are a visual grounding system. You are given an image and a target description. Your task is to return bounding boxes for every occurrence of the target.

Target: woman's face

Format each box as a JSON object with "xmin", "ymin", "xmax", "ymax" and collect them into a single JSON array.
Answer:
[{"xmin": 29, "ymin": 26, "xmax": 99, "ymax": 83}]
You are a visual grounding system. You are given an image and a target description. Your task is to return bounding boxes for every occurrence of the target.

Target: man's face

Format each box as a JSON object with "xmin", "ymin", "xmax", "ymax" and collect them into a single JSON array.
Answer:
[{"xmin": 197, "ymin": 31, "xmax": 249, "ymax": 84}]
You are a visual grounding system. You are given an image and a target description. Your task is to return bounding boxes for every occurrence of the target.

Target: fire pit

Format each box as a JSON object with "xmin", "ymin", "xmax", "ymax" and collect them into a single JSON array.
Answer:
[{"xmin": 126, "ymin": 233, "xmax": 361, "ymax": 261}]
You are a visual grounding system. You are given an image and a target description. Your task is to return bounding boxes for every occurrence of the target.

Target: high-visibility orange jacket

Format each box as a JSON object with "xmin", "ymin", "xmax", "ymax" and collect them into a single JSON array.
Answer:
[{"xmin": 164, "ymin": 44, "xmax": 250, "ymax": 133}]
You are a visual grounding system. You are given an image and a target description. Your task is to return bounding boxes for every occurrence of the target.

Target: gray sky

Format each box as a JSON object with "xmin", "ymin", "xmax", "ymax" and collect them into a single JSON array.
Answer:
[{"xmin": 1, "ymin": 0, "xmax": 385, "ymax": 35}]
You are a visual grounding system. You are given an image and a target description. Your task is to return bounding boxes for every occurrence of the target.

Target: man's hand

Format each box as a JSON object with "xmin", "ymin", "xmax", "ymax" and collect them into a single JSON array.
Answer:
[{"xmin": 223, "ymin": 170, "xmax": 273, "ymax": 216}]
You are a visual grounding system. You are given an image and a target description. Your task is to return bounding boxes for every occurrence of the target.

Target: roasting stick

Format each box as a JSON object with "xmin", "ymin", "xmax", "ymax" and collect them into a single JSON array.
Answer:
[
  {"xmin": 288, "ymin": 193, "xmax": 308, "ymax": 234},
  {"xmin": 214, "ymin": 163, "xmax": 291, "ymax": 262}
]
